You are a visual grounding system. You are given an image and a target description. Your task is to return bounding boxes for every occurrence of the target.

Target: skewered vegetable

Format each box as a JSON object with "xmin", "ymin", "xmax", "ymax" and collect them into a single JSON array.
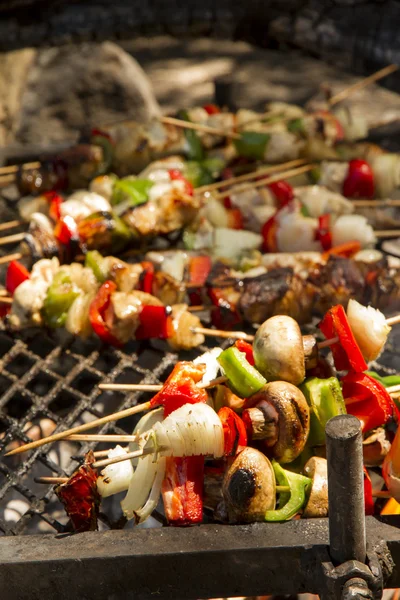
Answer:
[
  {"xmin": 253, "ymin": 316, "xmax": 305, "ymax": 385},
  {"xmin": 222, "ymin": 447, "xmax": 276, "ymax": 523},
  {"xmin": 303, "ymin": 457, "xmax": 329, "ymax": 518}
]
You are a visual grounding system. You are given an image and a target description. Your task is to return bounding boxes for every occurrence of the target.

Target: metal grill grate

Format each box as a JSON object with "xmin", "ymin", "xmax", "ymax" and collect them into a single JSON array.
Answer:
[{"xmin": 0, "ymin": 191, "xmax": 399, "ymax": 539}]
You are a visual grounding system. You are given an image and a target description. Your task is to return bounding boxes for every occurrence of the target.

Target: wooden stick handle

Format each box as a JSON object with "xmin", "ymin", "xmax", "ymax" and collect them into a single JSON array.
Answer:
[
  {"xmin": 160, "ymin": 115, "xmax": 241, "ymax": 140},
  {"xmin": 329, "ymin": 64, "xmax": 399, "ymax": 106}
]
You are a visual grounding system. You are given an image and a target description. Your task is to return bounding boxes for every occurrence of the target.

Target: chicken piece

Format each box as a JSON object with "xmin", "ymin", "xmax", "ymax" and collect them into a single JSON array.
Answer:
[
  {"xmin": 168, "ymin": 304, "xmax": 205, "ymax": 350},
  {"xmin": 152, "ymin": 271, "xmax": 186, "ymax": 306},
  {"xmin": 109, "ymin": 291, "xmax": 163, "ymax": 343}
]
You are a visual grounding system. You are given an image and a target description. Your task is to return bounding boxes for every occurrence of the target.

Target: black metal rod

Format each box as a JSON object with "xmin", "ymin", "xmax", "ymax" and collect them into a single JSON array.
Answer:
[{"xmin": 326, "ymin": 414, "xmax": 366, "ymax": 565}]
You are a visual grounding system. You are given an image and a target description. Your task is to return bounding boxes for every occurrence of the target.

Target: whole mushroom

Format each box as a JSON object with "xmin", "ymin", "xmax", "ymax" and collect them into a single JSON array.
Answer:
[
  {"xmin": 253, "ymin": 315, "xmax": 306, "ymax": 385},
  {"xmin": 242, "ymin": 381, "xmax": 310, "ymax": 464},
  {"xmin": 222, "ymin": 447, "xmax": 276, "ymax": 523}
]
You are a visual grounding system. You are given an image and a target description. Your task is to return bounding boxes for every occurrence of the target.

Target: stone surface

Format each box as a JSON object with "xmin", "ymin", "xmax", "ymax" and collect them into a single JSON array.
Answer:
[
  {"xmin": 0, "ymin": 41, "xmax": 160, "ymax": 147},
  {"xmin": 123, "ymin": 36, "xmax": 400, "ymax": 129}
]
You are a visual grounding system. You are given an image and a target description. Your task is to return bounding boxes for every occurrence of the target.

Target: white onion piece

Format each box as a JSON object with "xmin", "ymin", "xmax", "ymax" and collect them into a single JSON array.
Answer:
[
  {"xmin": 153, "ymin": 403, "xmax": 224, "ymax": 458},
  {"xmin": 121, "ymin": 408, "xmax": 164, "ymax": 520},
  {"xmin": 134, "ymin": 457, "xmax": 166, "ymax": 523},
  {"xmin": 346, "ymin": 299, "xmax": 391, "ymax": 362},
  {"xmin": 331, "ymin": 215, "xmax": 376, "ymax": 248},
  {"xmin": 97, "ymin": 446, "xmax": 133, "ymax": 498},
  {"xmin": 212, "ymin": 228, "xmax": 262, "ymax": 260},
  {"xmin": 369, "ymin": 153, "xmax": 400, "ymax": 198},
  {"xmin": 193, "ymin": 348, "xmax": 222, "ymax": 385}
]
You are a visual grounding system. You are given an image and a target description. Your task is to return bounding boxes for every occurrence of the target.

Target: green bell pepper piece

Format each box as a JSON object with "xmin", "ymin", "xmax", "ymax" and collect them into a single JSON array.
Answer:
[
  {"xmin": 85, "ymin": 250, "xmax": 108, "ymax": 283},
  {"xmin": 265, "ymin": 461, "xmax": 311, "ymax": 522},
  {"xmin": 367, "ymin": 371, "xmax": 400, "ymax": 388},
  {"xmin": 90, "ymin": 135, "xmax": 114, "ymax": 174},
  {"xmin": 234, "ymin": 131, "xmax": 270, "ymax": 161},
  {"xmin": 42, "ymin": 272, "xmax": 80, "ymax": 328},
  {"xmin": 273, "ymin": 459, "xmax": 291, "ymax": 509},
  {"xmin": 300, "ymin": 377, "xmax": 347, "ymax": 446},
  {"xmin": 183, "ymin": 162, "xmax": 213, "ymax": 187},
  {"xmin": 287, "ymin": 118, "xmax": 305, "ymax": 135},
  {"xmin": 309, "ymin": 166, "xmax": 321, "ymax": 184},
  {"xmin": 177, "ymin": 110, "xmax": 205, "ymax": 161},
  {"xmin": 217, "ymin": 346, "xmax": 266, "ymax": 398},
  {"xmin": 111, "ymin": 178, "xmax": 153, "ymax": 207},
  {"xmin": 110, "ymin": 214, "xmax": 133, "ymax": 253}
]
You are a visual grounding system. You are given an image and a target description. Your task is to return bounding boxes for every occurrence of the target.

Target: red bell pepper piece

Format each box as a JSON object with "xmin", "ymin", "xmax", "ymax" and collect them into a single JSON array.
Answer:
[
  {"xmin": 218, "ymin": 407, "xmax": 247, "ymax": 456},
  {"xmin": 322, "ymin": 240, "xmax": 361, "ymax": 260},
  {"xmin": 44, "ymin": 191, "xmax": 63, "ymax": 222},
  {"xmin": 319, "ymin": 305, "xmax": 368, "ymax": 372},
  {"xmin": 54, "ymin": 216, "xmax": 79, "ymax": 246},
  {"xmin": 342, "ymin": 372, "xmax": 398, "ymax": 433},
  {"xmin": 261, "ymin": 214, "xmax": 279, "ymax": 252},
  {"xmin": 155, "ymin": 362, "xmax": 208, "ymax": 525},
  {"xmin": 135, "ymin": 305, "xmax": 173, "ymax": 340},
  {"xmin": 162, "ymin": 456, "xmax": 204, "ymax": 525},
  {"xmin": 189, "ymin": 255, "xmax": 212, "ymax": 287},
  {"xmin": 6, "ymin": 260, "xmax": 30, "ymax": 295},
  {"xmin": 89, "ymin": 280, "xmax": 122, "ymax": 347},
  {"xmin": 150, "ymin": 361, "xmax": 208, "ymax": 416},
  {"xmin": 139, "ymin": 261, "xmax": 154, "ymax": 294},
  {"xmin": 208, "ymin": 288, "xmax": 242, "ymax": 330},
  {"xmin": 342, "ymin": 159, "xmax": 374, "ymax": 199},
  {"xmin": 168, "ymin": 169, "xmax": 194, "ymax": 196},
  {"xmin": 363, "ymin": 467, "xmax": 374, "ymax": 516},
  {"xmin": 315, "ymin": 214, "xmax": 332, "ymax": 251},
  {"xmin": 268, "ymin": 181, "xmax": 294, "ymax": 208},
  {"xmin": 55, "ymin": 451, "xmax": 100, "ymax": 532},
  {"xmin": 203, "ymin": 104, "xmax": 221, "ymax": 115},
  {"xmin": 234, "ymin": 339, "xmax": 254, "ymax": 365},
  {"xmin": 91, "ymin": 128, "xmax": 113, "ymax": 141},
  {"xmin": 227, "ymin": 208, "xmax": 244, "ymax": 229}
]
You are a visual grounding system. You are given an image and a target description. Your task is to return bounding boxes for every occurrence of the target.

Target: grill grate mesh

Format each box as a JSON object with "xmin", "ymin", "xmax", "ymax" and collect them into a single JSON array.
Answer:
[{"xmin": 0, "ymin": 192, "xmax": 399, "ymax": 537}]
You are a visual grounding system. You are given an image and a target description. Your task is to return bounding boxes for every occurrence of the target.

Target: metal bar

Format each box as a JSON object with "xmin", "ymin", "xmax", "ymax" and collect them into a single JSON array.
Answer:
[
  {"xmin": 0, "ymin": 517, "xmax": 399, "ymax": 600},
  {"xmin": 326, "ymin": 415, "xmax": 367, "ymax": 565}
]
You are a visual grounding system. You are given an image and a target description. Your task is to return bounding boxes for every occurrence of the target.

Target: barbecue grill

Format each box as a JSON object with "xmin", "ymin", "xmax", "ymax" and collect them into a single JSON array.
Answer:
[
  {"xmin": 0, "ymin": 4, "xmax": 400, "ymax": 595},
  {"xmin": 0, "ymin": 192, "xmax": 400, "ymax": 600}
]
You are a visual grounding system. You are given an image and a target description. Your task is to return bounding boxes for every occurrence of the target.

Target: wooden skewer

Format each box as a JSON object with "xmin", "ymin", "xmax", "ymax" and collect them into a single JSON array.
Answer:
[
  {"xmin": 0, "ymin": 297, "xmax": 13, "ymax": 305},
  {"xmin": 213, "ymin": 163, "xmax": 316, "ymax": 201},
  {"xmin": 98, "ymin": 375, "xmax": 228, "ymax": 393},
  {"xmin": 66, "ymin": 433, "xmax": 139, "ymax": 443},
  {"xmin": 193, "ymin": 313, "xmax": 400, "ymax": 349},
  {"xmin": 0, "ymin": 252, "xmax": 23, "ymax": 265},
  {"xmin": 0, "ymin": 220, "xmax": 22, "ymax": 233},
  {"xmin": 92, "ymin": 445, "xmax": 164, "ymax": 469},
  {"xmin": 328, "ymin": 64, "xmax": 399, "ymax": 106},
  {"xmin": 5, "ymin": 375, "xmax": 229, "ymax": 457},
  {"xmin": 0, "ymin": 174, "xmax": 17, "ymax": 188},
  {"xmin": 0, "ymin": 161, "xmax": 41, "ymax": 176},
  {"xmin": 195, "ymin": 158, "xmax": 307, "ymax": 194},
  {"xmin": 4, "ymin": 401, "xmax": 154, "ymax": 457},
  {"xmin": 34, "ymin": 476, "xmax": 68, "ymax": 485},
  {"xmin": 187, "ymin": 305, "xmax": 205, "ymax": 312},
  {"xmin": 0, "ymin": 232, "xmax": 25, "ymax": 246},
  {"xmin": 374, "ymin": 230, "xmax": 400, "ymax": 239},
  {"xmin": 160, "ymin": 115, "xmax": 241, "ymax": 140}
]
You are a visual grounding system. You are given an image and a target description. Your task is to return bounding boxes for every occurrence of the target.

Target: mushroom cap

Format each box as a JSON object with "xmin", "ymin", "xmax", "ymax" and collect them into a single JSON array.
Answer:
[
  {"xmin": 222, "ymin": 447, "xmax": 276, "ymax": 523},
  {"xmin": 249, "ymin": 381, "xmax": 310, "ymax": 463},
  {"xmin": 253, "ymin": 315, "xmax": 305, "ymax": 385}
]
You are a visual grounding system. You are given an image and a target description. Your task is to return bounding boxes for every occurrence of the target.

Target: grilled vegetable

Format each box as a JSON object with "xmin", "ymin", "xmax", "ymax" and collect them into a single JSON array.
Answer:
[
  {"xmin": 300, "ymin": 377, "xmax": 346, "ymax": 446},
  {"xmin": 346, "ymin": 299, "xmax": 391, "ymax": 362},
  {"xmin": 222, "ymin": 447, "xmax": 276, "ymax": 523},
  {"xmin": 302, "ymin": 457, "xmax": 328, "ymax": 518},
  {"xmin": 243, "ymin": 382, "xmax": 310, "ymax": 463},
  {"xmin": 217, "ymin": 346, "xmax": 266, "ymax": 398},
  {"xmin": 253, "ymin": 315, "xmax": 305, "ymax": 385},
  {"xmin": 264, "ymin": 461, "xmax": 311, "ymax": 522}
]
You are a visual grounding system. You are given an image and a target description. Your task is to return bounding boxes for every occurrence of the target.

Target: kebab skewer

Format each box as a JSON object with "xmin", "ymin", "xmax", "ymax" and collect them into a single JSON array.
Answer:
[{"xmin": 7, "ymin": 302, "xmax": 400, "ymax": 529}]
